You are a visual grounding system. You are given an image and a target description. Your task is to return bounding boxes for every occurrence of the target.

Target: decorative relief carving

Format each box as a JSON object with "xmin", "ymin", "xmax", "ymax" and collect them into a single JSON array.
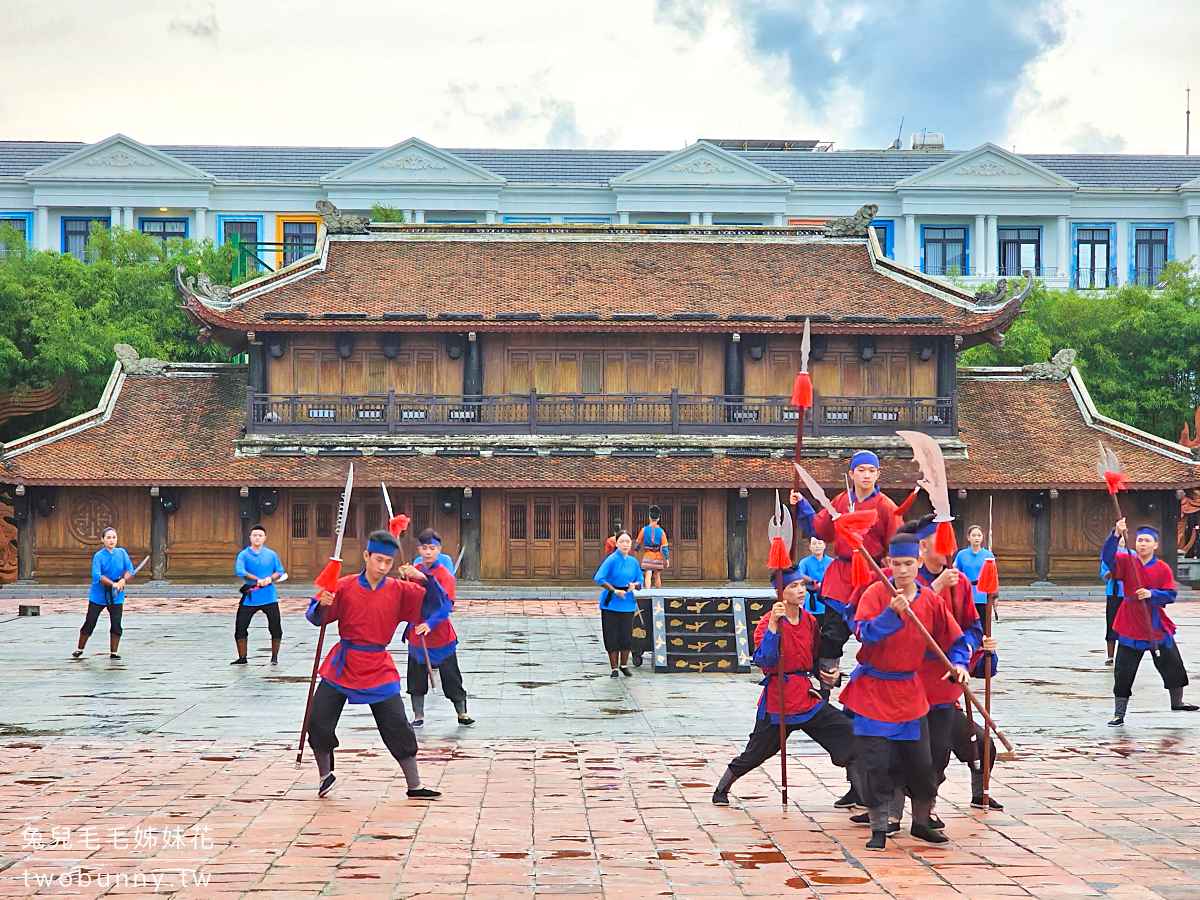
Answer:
[
  {"xmin": 69, "ymin": 495, "xmax": 118, "ymax": 544},
  {"xmin": 86, "ymin": 150, "xmax": 154, "ymax": 168},
  {"xmin": 380, "ymin": 154, "xmax": 447, "ymax": 170},
  {"xmin": 1023, "ymin": 348, "xmax": 1076, "ymax": 381},
  {"xmin": 954, "ymin": 160, "xmax": 1019, "ymax": 176},
  {"xmin": 666, "ymin": 157, "xmax": 735, "ymax": 174},
  {"xmin": 316, "ymin": 200, "xmax": 370, "ymax": 234},
  {"xmin": 1083, "ymin": 497, "xmax": 1114, "ymax": 546}
]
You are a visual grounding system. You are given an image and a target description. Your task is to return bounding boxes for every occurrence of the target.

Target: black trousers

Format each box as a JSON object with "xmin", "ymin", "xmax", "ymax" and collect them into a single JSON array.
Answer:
[
  {"xmin": 818, "ymin": 605, "xmax": 851, "ymax": 661},
  {"xmin": 407, "ymin": 651, "xmax": 467, "ymax": 704},
  {"xmin": 81, "ymin": 602, "xmax": 123, "ymax": 637},
  {"xmin": 853, "ymin": 717, "xmax": 938, "ymax": 809},
  {"xmin": 1113, "ymin": 641, "xmax": 1189, "ymax": 698},
  {"xmin": 1105, "ymin": 593, "xmax": 1122, "ymax": 643},
  {"xmin": 307, "ymin": 679, "xmax": 418, "ymax": 764},
  {"xmin": 601, "ymin": 608, "xmax": 634, "ymax": 653},
  {"xmin": 929, "ymin": 706, "xmax": 995, "ymax": 784},
  {"xmin": 234, "ymin": 601, "xmax": 282, "ymax": 640},
  {"xmin": 727, "ymin": 703, "xmax": 856, "ymax": 778}
]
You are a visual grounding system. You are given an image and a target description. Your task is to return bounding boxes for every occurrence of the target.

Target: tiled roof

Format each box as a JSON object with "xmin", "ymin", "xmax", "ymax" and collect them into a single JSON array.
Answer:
[
  {"xmin": 5, "ymin": 141, "xmax": 1200, "ymax": 189},
  {"xmin": 187, "ymin": 230, "xmax": 1005, "ymax": 335},
  {"xmin": 4, "ymin": 366, "xmax": 1197, "ymax": 491}
]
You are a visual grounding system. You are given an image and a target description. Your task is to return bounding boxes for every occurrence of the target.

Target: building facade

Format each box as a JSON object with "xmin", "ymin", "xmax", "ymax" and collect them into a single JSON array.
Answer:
[
  {"xmin": 3, "ymin": 134, "xmax": 1200, "ymax": 289},
  {"xmin": 3, "ymin": 218, "xmax": 1197, "ymax": 587}
]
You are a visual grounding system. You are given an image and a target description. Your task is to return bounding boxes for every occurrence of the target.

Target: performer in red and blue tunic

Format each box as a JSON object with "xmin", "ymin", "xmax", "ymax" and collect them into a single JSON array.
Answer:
[
  {"xmin": 406, "ymin": 528, "xmax": 473, "ymax": 728},
  {"xmin": 306, "ymin": 530, "xmax": 451, "ymax": 800},
  {"xmin": 711, "ymin": 565, "xmax": 854, "ymax": 806},
  {"xmin": 1103, "ymin": 518, "xmax": 1198, "ymax": 725},
  {"xmin": 836, "ymin": 527, "xmax": 970, "ymax": 850}
]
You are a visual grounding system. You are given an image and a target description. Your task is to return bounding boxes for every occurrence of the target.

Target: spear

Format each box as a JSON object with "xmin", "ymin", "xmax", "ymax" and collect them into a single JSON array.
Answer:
[
  {"xmin": 767, "ymin": 489, "xmax": 794, "ymax": 807},
  {"xmin": 789, "ymin": 318, "xmax": 813, "ymax": 558}
]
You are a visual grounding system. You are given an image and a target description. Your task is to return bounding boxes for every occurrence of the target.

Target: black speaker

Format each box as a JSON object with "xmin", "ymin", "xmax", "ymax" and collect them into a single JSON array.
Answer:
[
  {"xmin": 11, "ymin": 493, "xmax": 28, "ymax": 523},
  {"xmin": 745, "ymin": 334, "xmax": 767, "ymax": 361},
  {"xmin": 461, "ymin": 491, "xmax": 478, "ymax": 521},
  {"xmin": 379, "ymin": 333, "xmax": 403, "ymax": 360},
  {"xmin": 33, "ymin": 488, "xmax": 56, "ymax": 518},
  {"xmin": 858, "ymin": 336, "xmax": 876, "ymax": 362},
  {"xmin": 810, "ymin": 334, "xmax": 828, "ymax": 361},
  {"xmin": 437, "ymin": 488, "xmax": 459, "ymax": 516},
  {"xmin": 1026, "ymin": 490, "xmax": 1048, "ymax": 518},
  {"xmin": 446, "ymin": 334, "xmax": 465, "ymax": 360},
  {"xmin": 160, "ymin": 488, "xmax": 182, "ymax": 515},
  {"xmin": 238, "ymin": 496, "xmax": 253, "ymax": 520},
  {"xmin": 267, "ymin": 334, "xmax": 286, "ymax": 359},
  {"xmin": 258, "ymin": 488, "xmax": 280, "ymax": 516},
  {"xmin": 734, "ymin": 495, "xmax": 748, "ymax": 523},
  {"xmin": 1137, "ymin": 493, "xmax": 1160, "ymax": 517},
  {"xmin": 335, "ymin": 333, "xmax": 355, "ymax": 359}
]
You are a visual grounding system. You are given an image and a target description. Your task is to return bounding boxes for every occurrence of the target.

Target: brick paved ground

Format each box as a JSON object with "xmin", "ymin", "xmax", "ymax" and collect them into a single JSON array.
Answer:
[{"xmin": 3, "ymin": 601, "xmax": 1200, "ymax": 898}]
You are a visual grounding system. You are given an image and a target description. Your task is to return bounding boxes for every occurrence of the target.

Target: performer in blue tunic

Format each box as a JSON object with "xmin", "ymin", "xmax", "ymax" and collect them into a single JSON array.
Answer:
[
  {"xmin": 74, "ymin": 526, "xmax": 134, "ymax": 660},
  {"xmin": 593, "ymin": 531, "xmax": 644, "ymax": 678},
  {"xmin": 952, "ymin": 525, "xmax": 995, "ymax": 620},
  {"xmin": 233, "ymin": 524, "xmax": 287, "ymax": 666}
]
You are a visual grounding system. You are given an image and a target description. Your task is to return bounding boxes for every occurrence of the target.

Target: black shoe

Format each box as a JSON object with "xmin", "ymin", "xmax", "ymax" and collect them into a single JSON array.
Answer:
[
  {"xmin": 834, "ymin": 787, "xmax": 860, "ymax": 809},
  {"xmin": 412, "ymin": 718, "xmax": 424, "ymax": 728},
  {"xmin": 407, "ymin": 787, "xmax": 441, "ymax": 799},
  {"xmin": 270, "ymin": 658, "xmax": 279, "ymax": 666},
  {"xmin": 317, "ymin": 773, "xmax": 337, "ymax": 798},
  {"xmin": 712, "ymin": 789, "xmax": 729, "ymax": 807},
  {"xmin": 230, "ymin": 657, "xmax": 248, "ymax": 665},
  {"xmin": 457, "ymin": 715, "xmax": 475, "ymax": 726},
  {"xmin": 887, "ymin": 821, "xmax": 900, "ymax": 834},
  {"xmin": 71, "ymin": 650, "xmax": 83, "ymax": 659},
  {"xmin": 971, "ymin": 796, "xmax": 1004, "ymax": 810},
  {"xmin": 620, "ymin": 666, "xmax": 633, "ymax": 677},
  {"xmin": 1108, "ymin": 715, "xmax": 1125, "ymax": 727},
  {"xmin": 928, "ymin": 814, "xmax": 945, "ymax": 830},
  {"xmin": 910, "ymin": 823, "xmax": 949, "ymax": 843},
  {"xmin": 1171, "ymin": 704, "xmax": 1199, "ymax": 711},
  {"xmin": 109, "ymin": 653, "xmax": 121, "ymax": 660},
  {"xmin": 632, "ymin": 653, "xmax": 643, "ymax": 668},
  {"xmin": 1104, "ymin": 658, "xmax": 1114, "ymax": 666},
  {"xmin": 866, "ymin": 831, "xmax": 887, "ymax": 851},
  {"xmin": 611, "ymin": 669, "xmax": 620, "ymax": 678},
  {"xmin": 849, "ymin": 812, "xmax": 869, "ymax": 826}
]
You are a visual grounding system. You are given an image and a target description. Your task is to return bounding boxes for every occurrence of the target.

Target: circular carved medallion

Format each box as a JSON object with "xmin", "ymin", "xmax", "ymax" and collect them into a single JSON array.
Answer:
[
  {"xmin": 69, "ymin": 494, "xmax": 118, "ymax": 544},
  {"xmin": 1082, "ymin": 496, "xmax": 1112, "ymax": 547}
]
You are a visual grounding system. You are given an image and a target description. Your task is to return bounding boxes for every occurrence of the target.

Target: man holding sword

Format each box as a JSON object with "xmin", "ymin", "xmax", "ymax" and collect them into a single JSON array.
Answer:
[
  {"xmin": 73, "ymin": 526, "xmax": 145, "ymax": 661},
  {"xmin": 233, "ymin": 524, "xmax": 288, "ymax": 666}
]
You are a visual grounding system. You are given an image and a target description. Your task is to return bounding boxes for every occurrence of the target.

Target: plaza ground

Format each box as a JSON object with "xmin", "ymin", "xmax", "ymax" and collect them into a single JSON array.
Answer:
[{"xmin": 2, "ymin": 595, "xmax": 1199, "ymax": 899}]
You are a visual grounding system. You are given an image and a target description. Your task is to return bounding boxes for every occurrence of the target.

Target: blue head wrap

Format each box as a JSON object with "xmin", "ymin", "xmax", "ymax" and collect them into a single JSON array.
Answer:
[
  {"xmin": 850, "ymin": 450, "xmax": 880, "ymax": 471},
  {"xmin": 888, "ymin": 538, "xmax": 921, "ymax": 560},
  {"xmin": 780, "ymin": 567, "xmax": 806, "ymax": 589},
  {"xmin": 366, "ymin": 540, "xmax": 399, "ymax": 557},
  {"xmin": 420, "ymin": 536, "xmax": 442, "ymax": 546},
  {"xmin": 1136, "ymin": 526, "xmax": 1160, "ymax": 540}
]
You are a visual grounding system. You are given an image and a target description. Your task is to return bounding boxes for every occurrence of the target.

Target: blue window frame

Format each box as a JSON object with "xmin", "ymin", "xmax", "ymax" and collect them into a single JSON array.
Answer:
[
  {"xmin": 61, "ymin": 216, "xmax": 111, "ymax": 261},
  {"xmin": 503, "ymin": 216, "xmax": 551, "ymax": 223},
  {"xmin": 921, "ymin": 225, "xmax": 969, "ymax": 276},
  {"xmin": 426, "ymin": 218, "xmax": 480, "ymax": 224},
  {"xmin": 0, "ymin": 211, "xmax": 33, "ymax": 253},
  {"xmin": 869, "ymin": 219, "xmax": 894, "ymax": 258},
  {"xmin": 139, "ymin": 217, "xmax": 189, "ymax": 246},
  {"xmin": 216, "ymin": 215, "xmax": 263, "ymax": 246},
  {"xmin": 1131, "ymin": 222, "xmax": 1173, "ymax": 286},
  {"xmin": 1071, "ymin": 222, "xmax": 1115, "ymax": 289},
  {"xmin": 998, "ymin": 226, "xmax": 1041, "ymax": 276},
  {"xmin": 563, "ymin": 216, "xmax": 611, "ymax": 224}
]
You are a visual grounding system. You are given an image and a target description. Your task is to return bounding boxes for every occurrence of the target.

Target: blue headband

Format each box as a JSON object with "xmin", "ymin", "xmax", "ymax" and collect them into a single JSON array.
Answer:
[
  {"xmin": 780, "ymin": 568, "xmax": 806, "ymax": 588},
  {"xmin": 420, "ymin": 537, "xmax": 441, "ymax": 546},
  {"xmin": 915, "ymin": 520, "xmax": 938, "ymax": 540},
  {"xmin": 889, "ymin": 540, "xmax": 920, "ymax": 559},
  {"xmin": 1136, "ymin": 526, "xmax": 1160, "ymax": 540},
  {"xmin": 850, "ymin": 450, "xmax": 879, "ymax": 471},
  {"xmin": 366, "ymin": 539, "xmax": 399, "ymax": 557}
]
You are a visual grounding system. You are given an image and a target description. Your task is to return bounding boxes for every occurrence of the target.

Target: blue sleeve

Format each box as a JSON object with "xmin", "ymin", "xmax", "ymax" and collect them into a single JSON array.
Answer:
[
  {"xmin": 856, "ymin": 606, "xmax": 904, "ymax": 645},
  {"xmin": 661, "ymin": 529, "xmax": 669, "ymax": 560},
  {"xmin": 947, "ymin": 634, "xmax": 971, "ymax": 669},
  {"xmin": 753, "ymin": 627, "xmax": 779, "ymax": 670},
  {"xmin": 1149, "ymin": 588, "xmax": 1176, "ymax": 607},
  {"xmin": 305, "ymin": 597, "xmax": 325, "ymax": 626},
  {"xmin": 972, "ymin": 650, "xmax": 999, "ymax": 678},
  {"xmin": 121, "ymin": 549, "xmax": 134, "ymax": 575},
  {"xmin": 420, "ymin": 576, "xmax": 452, "ymax": 628},
  {"xmin": 793, "ymin": 496, "xmax": 815, "ymax": 539},
  {"xmin": 1101, "ymin": 532, "xmax": 1120, "ymax": 569},
  {"xmin": 962, "ymin": 620, "xmax": 984, "ymax": 654},
  {"xmin": 235, "ymin": 549, "xmax": 251, "ymax": 580},
  {"xmin": 91, "ymin": 552, "xmax": 102, "ymax": 584},
  {"xmin": 593, "ymin": 554, "xmax": 614, "ymax": 586}
]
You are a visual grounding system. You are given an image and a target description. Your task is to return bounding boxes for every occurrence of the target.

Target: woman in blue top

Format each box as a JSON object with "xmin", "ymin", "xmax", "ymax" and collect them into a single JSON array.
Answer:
[
  {"xmin": 74, "ymin": 526, "xmax": 134, "ymax": 660},
  {"xmin": 953, "ymin": 526, "xmax": 996, "ymax": 619},
  {"xmin": 593, "ymin": 531, "xmax": 644, "ymax": 678}
]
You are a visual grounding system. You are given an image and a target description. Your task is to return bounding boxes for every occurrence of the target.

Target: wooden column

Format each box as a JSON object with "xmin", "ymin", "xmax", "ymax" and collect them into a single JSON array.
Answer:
[
  {"xmin": 1033, "ymin": 498, "xmax": 1052, "ymax": 584},
  {"xmin": 248, "ymin": 342, "xmax": 267, "ymax": 393},
  {"xmin": 150, "ymin": 496, "xmax": 169, "ymax": 582},
  {"xmin": 936, "ymin": 336, "xmax": 957, "ymax": 397},
  {"xmin": 463, "ymin": 333, "xmax": 483, "ymax": 397},
  {"xmin": 459, "ymin": 494, "xmax": 481, "ymax": 583},
  {"xmin": 724, "ymin": 335, "xmax": 743, "ymax": 398},
  {"xmin": 1162, "ymin": 490, "xmax": 1181, "ymax": 576},
  {"xmin": 726, "ymin": 490, "xmax": 748, "ymax": 582},
  {"xmin": 15, "ymin": 494, "xmax": 35, "ymax": 582}
]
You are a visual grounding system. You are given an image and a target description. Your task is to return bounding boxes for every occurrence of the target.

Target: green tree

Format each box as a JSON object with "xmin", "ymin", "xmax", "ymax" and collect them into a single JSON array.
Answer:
[{"xmin": 370, "ymin": 203, "xmax": 406, "ymax": 223}]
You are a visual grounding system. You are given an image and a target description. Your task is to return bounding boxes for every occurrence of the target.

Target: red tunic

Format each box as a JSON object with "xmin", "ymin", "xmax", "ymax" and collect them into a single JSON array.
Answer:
[
  {"xmin": 406, "ymin": 561, "xmax": 458, "ymax": 650},
  {"xmin": 316, "ymin": 573, "xmax": 427, "ymax": 691},
  {"xmin": 753, "ymin": 611, "xmax": 821, "ymax": 719},
  {"xmin": 838, "ymin": 581, "xmax": 963, "ymax": 723},
  {"xmin": 1110, "ymin": 553, "xmax": 1177, "ymax": 642},
  {"xmin": 813, "ymin": 489, "xmax": 899, "ymax": 602},
  {"xmin": 916, "ymin": 573, "xmax": 979, "ymax": 707}
]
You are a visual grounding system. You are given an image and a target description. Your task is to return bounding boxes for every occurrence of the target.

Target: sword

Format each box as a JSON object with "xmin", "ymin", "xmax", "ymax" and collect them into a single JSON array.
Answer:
[
  {"xmin": 131, "ymin": 556, "xmax": 150, "ymax": 577},
  {"xmin": 382, "ymin": 482, "xmax": 394, "ymax": 519}
]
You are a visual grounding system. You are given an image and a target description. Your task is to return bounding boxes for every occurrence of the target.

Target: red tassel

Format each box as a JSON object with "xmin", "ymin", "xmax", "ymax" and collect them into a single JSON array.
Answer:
[
  {"xmin": 388, "ymin": 514, "xmax": 411, "ymax": 537},
  {"xmin": 767, "ymin": 536, "xmax": 791, "ymax": 570},
  {"xmin": 976, "ymin": 558, "xmax": 999, "ymax": 594},
  {"xmin": 791, "ymin": 371, "xmax": 813, "ymax": 409},
  {"xmin": 834, "ymin": 509, "xmax": 878, "ymax": 548},
  {"xmin": 314, "ymin": 559, "xmax": 342, "ymax": 594},
  {"xmin": 1104, "ymin": 471, "xmax": 1131, "ymax": 495},
  {"xmin": 851, "ymin": 552, "xmax": 871, "ymax": 588},
  {"xmin": 934, "ymin": 520, "xmax": 957, "ymax": 557},
  {"xmin": 895, "ymin": 487, "xmax": 920, "ymax": 518}
]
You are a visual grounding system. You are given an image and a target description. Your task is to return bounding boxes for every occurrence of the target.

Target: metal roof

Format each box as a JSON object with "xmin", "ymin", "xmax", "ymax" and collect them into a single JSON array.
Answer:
[{"xmin": 4, "ymin": 140, "xmax": 1200, "ymax": 189}]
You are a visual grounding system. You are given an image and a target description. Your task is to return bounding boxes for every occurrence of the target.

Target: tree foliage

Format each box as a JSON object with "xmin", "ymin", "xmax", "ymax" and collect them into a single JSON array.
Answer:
[
  {"xmin": 961, "ymin": 261, "xmax": 1200, "ymax": 441},
  {"xmin": 370, "ymin": 203, "xmax": 406, "ymax": 223},
  {"xmin": 0, "ymin": 224, "xmax": 245, "ymax": 441}
]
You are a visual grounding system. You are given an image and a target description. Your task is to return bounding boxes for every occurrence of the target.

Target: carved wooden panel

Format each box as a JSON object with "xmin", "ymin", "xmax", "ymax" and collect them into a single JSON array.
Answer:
[{"xmin": 68, "ymin": 494, "xmax": 119, "ymax": 544}]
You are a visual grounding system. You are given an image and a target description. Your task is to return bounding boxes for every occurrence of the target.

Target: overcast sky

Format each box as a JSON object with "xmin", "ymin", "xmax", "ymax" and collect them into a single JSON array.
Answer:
[{"xmin": 1, "ymin": 0, "xmax": 1196, "ymax": 154}]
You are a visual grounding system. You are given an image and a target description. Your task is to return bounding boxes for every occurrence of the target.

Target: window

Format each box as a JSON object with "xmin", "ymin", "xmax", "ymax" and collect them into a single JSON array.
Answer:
[
  {"xmin": 140, "ymin": 219, "xmax": 187, "ymax": 246},
  {"xmin": 411, "ymin": 502, "xmax": 431, "ymax": 535},
  {"xmin": 998, "ymin": 228, "xmax": 1040, "ymax": 276},
  {"xmin": 223, "ymin": 219, "xmax": 259, "ymax": 246},
  {"xmin": 503, "ymin": 216, "xmax": 551, "ymax": 224},
  {"xmin": 582, "ymin": 502, "xmax": 601, "ymax": 542},
  {"xmin": 563, "ymin": 217, "xmax": 610, "ymax": 224},
  {"xmin": 922, "ymin": 227, "xmax": 967, "ymax": 275},
  {"xmin": 0, "ymin": 214, "xmax": 30, "ymax": 254},
  {"xmin": 680, "ymin": 503, "xmax": 699, "ymax": 542},
  {"xmin": 869, "ymin": 221, "xmax": 892, "ymax": 258},
  {"xmin": 62, "ymin": 217, "xmax": 110, "ymax": 262},
  {"xmin": 315, "ymin": 503, "xmax": 334, "ymax": 538},
  {"xmin": 1076, "ymin": 228, "xmax": 1112, "ymax": 288},
  {"xmin": 292, "ymin": 504, "xmax": 309, "ymax": 539},
  {"xmin": 1135, "ymin": 227, "xmax": 1169, "ymax": 285},
  {"xmin": 509, "ymin": 502, "xmax": 527, "ymax": 540},
  {"xmin": 282, "ymin": 220, "xmax": 318, "ymax": 265},
  {"xmin": 534, "ymin": 503, "xmax": 552, "ymax": 540},
  {"xmin": 558, "ymin": 502, "xmax": 576, "ymax": 541}
]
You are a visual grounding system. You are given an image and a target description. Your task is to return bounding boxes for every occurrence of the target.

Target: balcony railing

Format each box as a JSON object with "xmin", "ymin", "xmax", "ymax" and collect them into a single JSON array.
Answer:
[
  {"xmin": 245, "ymin": 388, "xmax": 957, "ymax": 437},
  {"xmin": 1073, "ymin": 267, "xmax": 1118, "ymax": 289}
]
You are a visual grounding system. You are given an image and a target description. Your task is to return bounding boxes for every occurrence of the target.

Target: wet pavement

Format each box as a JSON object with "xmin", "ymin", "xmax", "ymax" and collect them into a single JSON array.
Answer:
[{"xmin": 2, "ymin": 600, "xmax": 1200, "ymax": 898}]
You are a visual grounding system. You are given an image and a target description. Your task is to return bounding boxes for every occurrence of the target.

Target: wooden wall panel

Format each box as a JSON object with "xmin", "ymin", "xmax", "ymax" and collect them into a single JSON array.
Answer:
[
  {"xmin": 33, "ymin": 487, "xmax": 151, "ymax": 582},
  {"xmin": 700, "ymin": 489, "xmax": 726, "ymax": 581},
  {"xmin": 957, "ymin": 491, "xmax": 1035, "ymax": 584},
  {"xmin": 1049, "ymin": 489, "xmax": 1157, "ymax": 584},
  {"xmin": 480, "ymin": 489, "xmax": 505, "ymax": 580},
  {"xmin": 267, "ymin": 334, "xmax": 453, "ymax": 395},
  {"xmin": 166, "ymin": 489, "xmax": 243, "ymax": 578}
]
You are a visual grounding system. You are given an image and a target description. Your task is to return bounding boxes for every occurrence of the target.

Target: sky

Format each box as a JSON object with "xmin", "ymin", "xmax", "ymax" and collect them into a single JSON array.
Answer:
[{"xmin": 0, "ymin": 0, "xmax": 1197, "ymax": 154}]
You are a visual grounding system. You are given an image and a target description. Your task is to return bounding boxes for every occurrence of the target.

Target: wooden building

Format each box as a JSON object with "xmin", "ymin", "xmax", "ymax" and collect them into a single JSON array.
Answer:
[{"xmin": 4, "ymin": 220, "xmax": 1198, "ymax": 586}]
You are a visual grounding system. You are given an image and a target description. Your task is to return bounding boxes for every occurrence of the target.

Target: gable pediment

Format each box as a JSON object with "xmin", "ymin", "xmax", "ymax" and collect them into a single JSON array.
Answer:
[
  {"xmin": 611, "ymin": 141, "xmax": 792, "ymax": 188},
  {"xmin": 321, "ymin": 138, "xmax": 505, "ymax": 185},
  {"xmin": 26, "ymin": 134, "xmax": 212, "ymax": 181},
  {"xmin": 896, "ymin": 143, "xmax": 1076, "ymax": 190}
]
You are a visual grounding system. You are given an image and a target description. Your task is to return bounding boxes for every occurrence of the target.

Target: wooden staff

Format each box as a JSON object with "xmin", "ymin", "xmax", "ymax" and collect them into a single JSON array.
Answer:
[
  {"xmin": 855, "ymin": 546, "xmax": 1015, "ymax": 754},
  {"xmin": 1109, "ymin": 497, "xmax": 1159, "ymax": 660},
  {"xmin": 775, "ymin": 567, "xmax": 788, "ymax": 808},
  {"xmin": 419, "ymin": 631, "xmax": 438, "ymax": 689},
  {"xmin": 981, "ymin": 591, "xmax": 994, "ymax": 806},
  {"xmin": 296, "ymin": 611, "xmax": 328, "ymax": 768}
]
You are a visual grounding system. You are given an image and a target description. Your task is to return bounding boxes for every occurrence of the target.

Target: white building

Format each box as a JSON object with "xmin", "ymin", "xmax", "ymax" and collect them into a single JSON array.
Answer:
[{"xmin": 3, "ymin": 133, "xmax": 1200, "ymax": 288}]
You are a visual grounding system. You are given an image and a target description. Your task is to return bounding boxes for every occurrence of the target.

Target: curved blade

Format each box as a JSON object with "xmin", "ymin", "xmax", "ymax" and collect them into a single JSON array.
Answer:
[
  {"xmin": 795, "ymin": 463, "xmax": 837, "ymax": 516},
  {"xmin": 767, "ymin": 489, "xmax": 794, "ymax": 546},
  {"xmin": 1096, "ymin": 440, "xmax": 1123, "ymax": 477},
  {"xmin": 800, "ymin": 317, "xmax": 811, "ymax": 374},
  {"xmin": 898, "ymin": 430, "xmax": 952, "ymax": 522},
  {"xmin": 331, "ymin": 463, "xmax": 354, "ymax": 562},
  {"xmin": 381, "ymin": 482, "xmax": 394, "ymax": 519}
]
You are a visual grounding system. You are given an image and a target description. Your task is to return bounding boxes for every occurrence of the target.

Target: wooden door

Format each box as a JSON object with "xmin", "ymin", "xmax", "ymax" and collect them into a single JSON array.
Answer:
[
  {"xmin": 506, "ymin": 494, "xmax": 529, "ymax": 577},
  {"xmin": 581, "ymin": 494, "xmax": 605, "ymax": 575},
  {"xmin": 530, "ymin": 495, "xmax": 554, "ymax": 576},
  {"xmin": 287, "ymin": 492, "xmax": 337, "ymax": 580}
]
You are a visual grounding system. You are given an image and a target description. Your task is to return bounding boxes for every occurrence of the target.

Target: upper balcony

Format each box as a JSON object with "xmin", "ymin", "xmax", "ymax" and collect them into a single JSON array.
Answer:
[{"xmin": 245, "ymin": 388, "xmax": 958, "ymax": 437}]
